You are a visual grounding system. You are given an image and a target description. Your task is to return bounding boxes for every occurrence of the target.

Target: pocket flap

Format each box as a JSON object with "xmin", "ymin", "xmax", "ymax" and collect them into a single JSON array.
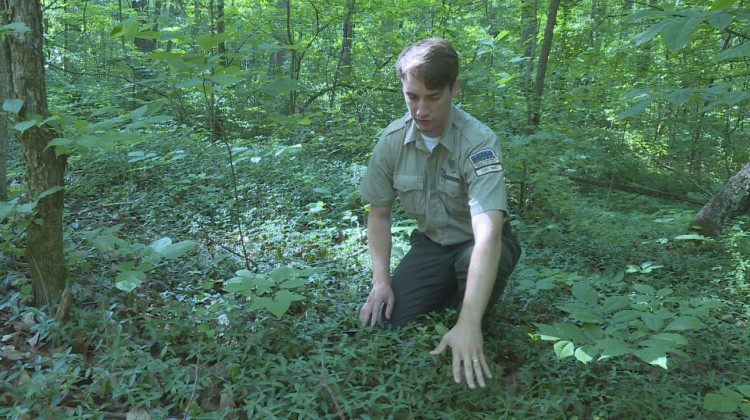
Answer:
[{"xmin": 393, "ymin": 175, "xmax": 423, "ymax": 192}]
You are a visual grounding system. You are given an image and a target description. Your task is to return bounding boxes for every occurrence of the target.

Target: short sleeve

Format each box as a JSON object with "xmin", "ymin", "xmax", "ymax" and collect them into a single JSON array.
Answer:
[
  {"xmin": 462, "ymin": 134, "xmax": 508, "ymax": 216},
  {"xmin": 359, "ymin": 132, "xmax": 398, "ymax": 207}
]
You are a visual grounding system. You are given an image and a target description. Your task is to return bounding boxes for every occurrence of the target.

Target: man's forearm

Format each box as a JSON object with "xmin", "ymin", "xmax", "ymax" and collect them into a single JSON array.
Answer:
[
  {"xmin": 367, "ymin": 205, "xmax": 392, "ymax": 285},
  {"xmin": 457, "ymin": 211, "xmax": 504, "ymax": 325}
]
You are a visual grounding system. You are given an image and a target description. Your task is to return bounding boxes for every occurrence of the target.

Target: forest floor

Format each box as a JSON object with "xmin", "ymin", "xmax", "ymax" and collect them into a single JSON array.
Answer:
[{"xmin": 1, "ymin": 129, "xmax": 749, "ymax": 419}]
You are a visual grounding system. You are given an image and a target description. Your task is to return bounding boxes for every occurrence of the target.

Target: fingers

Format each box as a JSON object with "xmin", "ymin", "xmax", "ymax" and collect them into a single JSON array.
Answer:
[
  {"xmin": 385, "ymin": 294, "xmax": 395, "ymax": 320},
  {"xmin": 429, "ymin": 337, "xmax": 448, "ymax": 356},
  {"xmin": 358, "ymin": 300, "xmax": 376, "ymax": 326}
]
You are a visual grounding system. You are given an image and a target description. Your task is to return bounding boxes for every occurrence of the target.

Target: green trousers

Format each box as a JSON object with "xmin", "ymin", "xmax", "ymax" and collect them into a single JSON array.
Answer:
[{"xmin": 386, "ymin": 221, "xmax": 521, "ymax": 327}]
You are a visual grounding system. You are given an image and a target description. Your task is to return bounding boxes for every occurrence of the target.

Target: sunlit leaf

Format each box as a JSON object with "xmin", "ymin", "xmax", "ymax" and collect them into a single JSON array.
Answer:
[
  {"xmin": 574, "ymin": 345, "xmax": 596, "ymax": 364},
  {"xmin": 553, "ymin": 340, "xmax": 575, "ymax": 360},
  {"xmin": 115, "ymin": 270, "xmax": 147, "ymax": 293},
  {"xmin": 633, "ymin": 348, "xmax": 668, "ymax": 369},
  {"xmin": 3, "ymin": 98, "xmax": 23, "ymax": 115}
]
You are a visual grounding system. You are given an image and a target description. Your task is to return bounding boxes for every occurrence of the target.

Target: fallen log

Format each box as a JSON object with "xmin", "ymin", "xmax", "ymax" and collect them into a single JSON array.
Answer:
[{"xmin": 565, "ymin": 174, "xmax": 706, "ymax": 205}]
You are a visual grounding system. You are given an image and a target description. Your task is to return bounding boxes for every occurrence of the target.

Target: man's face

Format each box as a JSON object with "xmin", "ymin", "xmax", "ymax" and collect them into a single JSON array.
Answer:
[{"xmin": 401, "ymin": 72, "xmax": 459, "ymax": 138}]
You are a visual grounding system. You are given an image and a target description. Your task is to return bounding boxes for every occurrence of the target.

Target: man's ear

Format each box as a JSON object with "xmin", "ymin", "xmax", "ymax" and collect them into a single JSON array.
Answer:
[{"xmin": 451, "ymin": 78, "xmax": 461, "ymax": 97}]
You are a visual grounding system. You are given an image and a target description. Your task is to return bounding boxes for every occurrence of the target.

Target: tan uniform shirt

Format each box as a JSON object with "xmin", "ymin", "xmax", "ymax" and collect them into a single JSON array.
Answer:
[{"xmin": 360, "ymin": 106, "xmax": 508, "ymax": 246}]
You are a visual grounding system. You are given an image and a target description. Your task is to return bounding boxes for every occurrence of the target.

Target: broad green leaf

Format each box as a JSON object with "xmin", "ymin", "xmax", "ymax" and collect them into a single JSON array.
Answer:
[
  {"xmin": 634, "ymin": 348, "xmax": 668, "ymax": 369},
  {"xmin": 711, "ymin": 0, "xmax": 739, "ymax": 10},
  {"xmin": 93, "ymin": 235, "xmax": 118, "ymax": 253},
  {"xmin": 151, "ymin": 237, "xmax": 172, "ymax": 252},
  {"xmin": 223, "ymin": 276, "xmax": 255, "ymax": 295},
  {"xmin": 15, "ymin": 119, "xmax": 38, "ymax": 134},
  {"xmin": 134, "ymin": 31, "xmax": 162, "ymax": 40},
  {"xmin": 150, "ymin": 237, "xmax": 197, "ymax": 259},
  {"xmin": 264, "ymin": 299, "xmax": 291, "ymax": 318},
  {"xmin": 704, "ymin": 392, "xmax": 739, "ymax": 412},
  {"xmin": 534, "ymin": 323, "xmax": 562, "ymax": 341},
  {"xmin": 275, "ymin": 289, "xmax": 305, "ymax": 303},
  {"xmin": 38, "ymin": 186, "xmax": 64, "ymax": 200},
  {"xmin": 656, "ymin": 288, "xmax": 673, "ymax": 298},
  {"xmin": 119, "ymin": 16, "xmax": 139, "ymax": 40},
  {"xmin": 651, "ymin": 332, "xmax": 688, "ymax": 346},
  {"xmin": 716, "ymin": 42, "xmax": 750, "ymax": 61},
  {"xmin": 115, "ymin": 270, "xmax": 147, "ymax": 293},
  {"xmin": 553, "ymin": 340, "xmax": 575, "ymax": 360},
  {"xmin": 209, "ymin": 74, "xmax": 241, "ymax": 85},
  {"xmin": 602, "ymin": 296, "xmax": 630, "ymax": 313},
  {"xmin": 197, "ymin": 32, "xmax": 234, "ymax": 52},
  {"xmin": 269, "ymin": 266, "xmax": 296, "ymax": 283},
  {"xmin": 665, "ymin": 316, "xmax": 701, "ymax": 331},
  {"xmin": 616, "ymin": 97, "xmax": 655, "ymax": 119},
  {"xmin": 736, "ymin": 385, "xmax": 750, "ymax": 398},
  {"xmin": 719, "ymin": 387, "xmax": 744, "ymax": 403},
  {"xmin": 633, "ymin": 21, "xmax": 670, "ymax": 46},
  {"xmin": 597, "ymin": 338, "xmax": 635, "ymax": 360},
  {"xmin": 557, "ymin": 304, "xmax": 603, "ymax": 323},
  {"xmin": 740, "ymin": 402, "xmax": 750, "ymax": 417},
  {"xmin": 641, "ymin": 313, "xmax": 664, "ymax": 331},
  {"xmin": 279, "ymin": 277, "xmax": 307, "ymax": 289},
  {"xmin": 611, "ymin": 310, "xmax": 643, "ymax": 324},
  {"xmin": 583, "ymin": 324, "xmax": 604, "ymax": 340},
  {"xmin": 3, "ymin": 98, "xmax": 23, "ymax": 115},
  {"xmin": 554, "ymin": 322, "xmax": 588, "ymax": 342},
  {"xmin": 0, "ymin": 22, "xmax": 30, "ymax": 33},
  {"xmin": 571, "ymin": 282, "xmax": 599, "ymax": 305},
  {"xmin": 0, "ymin": 199, "xmax": 18, "ymax": 221},
  {"xmin": 574, "ymin": 345, "xmax": 596, "ymax": 364},
  {"xmin": 130, "ymin": 105, "xmax": 148, "ymax": 120},
  {"xmin": 633, "ymin": 284, "xmax": 655, "ymax": 295},
  {"xmin": 667, "ymin": 89, "xmax": 693, "ymax": 106},
  {"xmin": 708, "ymin": 12, "xmax": 733, "ymax": 29},
  {"xmin": 660, "ymin": 16, "xmax": 703, "ymax": 51},
  {"xmin": 153, "ymin": 240, "xmax": 197, "ymax": 259},
  {"xmin": 263, "ymin": 290, "xmax": 305, "ymax": 318}
]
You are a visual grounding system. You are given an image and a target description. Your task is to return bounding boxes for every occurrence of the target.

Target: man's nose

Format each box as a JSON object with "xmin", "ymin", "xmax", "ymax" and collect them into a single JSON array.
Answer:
[{"xmin": 416, "ymin": 99, "xmax": 429, "ymax": 116}]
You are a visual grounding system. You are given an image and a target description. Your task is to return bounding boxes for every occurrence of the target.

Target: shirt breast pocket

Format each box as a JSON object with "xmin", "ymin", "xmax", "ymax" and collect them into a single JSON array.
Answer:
[
  {"xmin": 393, "ymin": 175, "xmax": 425, "ymax": 217},
  {"xmin": 437, "ymin": 176, "xmax": 469, "ymax": 215}
]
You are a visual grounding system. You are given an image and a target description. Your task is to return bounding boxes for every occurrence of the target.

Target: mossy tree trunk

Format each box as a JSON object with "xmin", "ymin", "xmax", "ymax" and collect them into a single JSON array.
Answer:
[
  {"xmin": 691, "ymin": 161, "xmax": 750, "ymax": 237},
  {"xmin": 2, "ymin": 0, "xmax": 68, "ymax": 312},
  {"xmin": 0, "ymin": 38, "xmax": 7, "ymax": 202}
]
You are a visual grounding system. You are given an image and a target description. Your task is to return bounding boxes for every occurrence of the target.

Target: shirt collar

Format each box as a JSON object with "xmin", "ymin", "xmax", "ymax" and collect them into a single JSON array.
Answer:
[{"xmin": 403, "ymin": 105, "xmax": 457, "ymax": 154}]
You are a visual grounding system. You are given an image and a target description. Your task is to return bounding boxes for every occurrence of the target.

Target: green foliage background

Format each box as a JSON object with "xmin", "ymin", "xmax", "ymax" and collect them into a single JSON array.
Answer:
[{"xmin": 1, "ymin": 0, "xmax": 749, "ymax": 418}]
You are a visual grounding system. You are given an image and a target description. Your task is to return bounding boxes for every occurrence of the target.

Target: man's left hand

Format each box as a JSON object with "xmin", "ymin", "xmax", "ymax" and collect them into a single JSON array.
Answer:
[{"xmin": 429, "ymin": 322, "xmax": 492, "ymax": 389}]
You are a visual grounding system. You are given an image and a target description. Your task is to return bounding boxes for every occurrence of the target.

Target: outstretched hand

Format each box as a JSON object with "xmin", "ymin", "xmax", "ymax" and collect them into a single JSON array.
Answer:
[
  {"xmin": 429, "ymin": 322, "xmax": 491, "ymax": 389},
  {"xmin": 359, "ymin": 281, "xmax": 394, "ymax": 326}
]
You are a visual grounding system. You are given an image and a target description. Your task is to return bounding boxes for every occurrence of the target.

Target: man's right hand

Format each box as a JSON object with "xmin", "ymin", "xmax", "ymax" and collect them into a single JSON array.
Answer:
[{"xmin": 359, "ymin": 280, "xmax": 395, "ymax": 326}]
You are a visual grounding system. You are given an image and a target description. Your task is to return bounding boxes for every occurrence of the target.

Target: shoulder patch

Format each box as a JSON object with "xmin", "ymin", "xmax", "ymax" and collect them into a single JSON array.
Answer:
[{"xmin": 469, "ymin": 149, "xmax": 503, "ymax": 176}]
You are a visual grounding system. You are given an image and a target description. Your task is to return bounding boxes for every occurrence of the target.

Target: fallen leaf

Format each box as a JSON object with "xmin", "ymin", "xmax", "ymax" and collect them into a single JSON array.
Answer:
[{"xmin": 126, "ymin": 408, "xmax": 151, "ymax": 420}]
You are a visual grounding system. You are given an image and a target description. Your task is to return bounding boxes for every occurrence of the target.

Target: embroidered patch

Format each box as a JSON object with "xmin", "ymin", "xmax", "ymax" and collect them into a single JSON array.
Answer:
[{"xmin": 469, "ymin": 149, "xmax": 503, "ymax": 176}]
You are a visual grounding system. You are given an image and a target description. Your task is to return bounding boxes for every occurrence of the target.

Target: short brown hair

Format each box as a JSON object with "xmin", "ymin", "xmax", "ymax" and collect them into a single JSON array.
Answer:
[{"xmin": 395, "ymin": 38, "xmax": 458, "ymax": 90}]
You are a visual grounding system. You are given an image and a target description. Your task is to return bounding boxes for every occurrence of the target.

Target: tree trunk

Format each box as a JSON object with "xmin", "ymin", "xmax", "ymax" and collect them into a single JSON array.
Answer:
[
  {"xmin": 330, "ymin": 0, "xmax": 355, "ymax": 108},
  {"xmin": 691, "ymin": 161, "xmax": 750, "ymax": 237},
  {"xmin": 2, "ymin": 0, "xmax": 68, "ymax": 312},
  {"xmin": 527, "ymin": 0, "xmax": 561, "ymax": 128},
  {"xmin": 0, "ymin": 38, "xmax": 7, "ymax": 202}
]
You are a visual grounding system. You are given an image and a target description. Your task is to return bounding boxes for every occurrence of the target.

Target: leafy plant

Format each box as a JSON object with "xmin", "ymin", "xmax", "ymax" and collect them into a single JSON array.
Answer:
[
  {"xmin": 704, "ymin": 383, "xmax": 750, "ymax": 416},
  {"xmin": 222, "ymin": 266, "xmax": 314, "ymax": 318},
  {"xmin": 535, "ymin": 278, "xmax": 723, "ymax": 369}
]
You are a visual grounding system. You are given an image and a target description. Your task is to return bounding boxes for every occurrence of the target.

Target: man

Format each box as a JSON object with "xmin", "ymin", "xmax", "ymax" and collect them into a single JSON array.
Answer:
[{"xmin": 358, "ymin": 38, "xmax": 521, "ymax": 390}]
